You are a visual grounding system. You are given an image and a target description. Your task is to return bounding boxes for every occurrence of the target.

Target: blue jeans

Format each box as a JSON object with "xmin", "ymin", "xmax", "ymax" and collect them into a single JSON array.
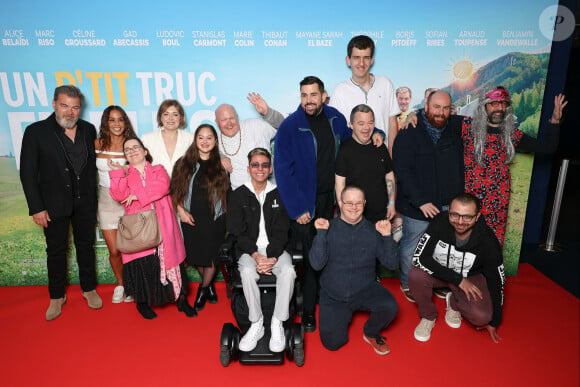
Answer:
[{"xmin": 399, "ymin": 215, "xmax": 429, "ymax": 286}]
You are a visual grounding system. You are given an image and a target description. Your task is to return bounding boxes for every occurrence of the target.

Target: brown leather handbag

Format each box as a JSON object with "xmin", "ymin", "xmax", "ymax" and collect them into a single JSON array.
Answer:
[{"xmin": 116, "ymin": 208, "xmax": 162, "ymax": 254}]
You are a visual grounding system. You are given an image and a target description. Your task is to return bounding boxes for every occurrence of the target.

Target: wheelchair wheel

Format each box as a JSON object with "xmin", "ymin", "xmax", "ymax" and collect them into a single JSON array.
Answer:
[
  {"xmin": 294, "ymin": 343, "xmax": 305, "ymax": 367},
  {"xmin": 219, "ymin": 346, "xmax": 231, "ymax": 367},
  {"xmin": 285, "ymin": 322, "xmax": 305, "ymax": 367},
  {"xmin": 220, "ymin": 323, "xmax": 240, "ymax": 367}
]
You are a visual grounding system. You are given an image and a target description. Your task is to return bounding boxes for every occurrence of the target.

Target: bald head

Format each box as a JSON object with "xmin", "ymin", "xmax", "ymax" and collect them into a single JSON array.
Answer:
[
  {"xmin": 215, "ymin": 104, "xmax": 241, "ymax": 137},
  {"xmin": 425, "ymin": 91, "xmax": 452, "ymax": 129}
]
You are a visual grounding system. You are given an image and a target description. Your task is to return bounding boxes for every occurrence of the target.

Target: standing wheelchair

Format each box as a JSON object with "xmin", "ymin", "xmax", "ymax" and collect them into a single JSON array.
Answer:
[{"xmin": 218, "ymin": 234, "xmax": 305, "ymax": 367}]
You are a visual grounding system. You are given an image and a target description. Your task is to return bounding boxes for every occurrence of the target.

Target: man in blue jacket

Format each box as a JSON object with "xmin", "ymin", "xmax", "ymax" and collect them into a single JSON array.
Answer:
[
  {"xmin": 274, "ymin": 76, "xmax": 383, "ymax": 332},
  {"xmin": 310, "ymin": 186, "xmax": 398, "ymax": 355}
]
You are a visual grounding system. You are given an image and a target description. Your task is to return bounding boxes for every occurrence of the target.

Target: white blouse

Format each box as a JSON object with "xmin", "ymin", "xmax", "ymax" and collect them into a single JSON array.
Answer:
[{"xmin": 141, "ymin": 128, "xmax": 194, "ymax": 177}]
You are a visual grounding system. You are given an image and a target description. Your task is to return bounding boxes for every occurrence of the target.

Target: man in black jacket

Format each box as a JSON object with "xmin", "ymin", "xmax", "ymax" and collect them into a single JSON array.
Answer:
[
  {"xmin": 227, "ymin": 148, "xmax": 296, "ymax": 353},
  {"xmin": 409, "ymin": 193, "xmax": 504, "ymax": 343},
  {"xmin": 20, "ymin": 85, "xmax": 101, "ymax": 321},
  {"xmin": 392, "ymin": 90, "xmax": 465, "ymax": 303}
]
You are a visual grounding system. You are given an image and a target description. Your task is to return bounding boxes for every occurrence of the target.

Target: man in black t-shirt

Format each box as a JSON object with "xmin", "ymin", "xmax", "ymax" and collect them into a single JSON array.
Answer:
[{"xmin": 335, "ymin": 104, "xmax": 396, "ymax": 223}]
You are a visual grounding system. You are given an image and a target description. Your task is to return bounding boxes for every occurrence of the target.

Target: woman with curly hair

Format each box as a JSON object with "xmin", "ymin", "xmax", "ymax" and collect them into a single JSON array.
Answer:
[
  {"xmin": 171, "ymin": 124, "xmax": 230, "ymax": 311},
  {"xmin": 95, "ymin": 106, "xmax": 136, "ymax": 303}
]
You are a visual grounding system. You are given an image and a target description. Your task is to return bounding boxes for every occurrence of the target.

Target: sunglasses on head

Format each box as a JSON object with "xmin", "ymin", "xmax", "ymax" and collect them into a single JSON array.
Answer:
[{"xmin": 485, "ymin": 88, "xmax": 511, "ymax": 103}]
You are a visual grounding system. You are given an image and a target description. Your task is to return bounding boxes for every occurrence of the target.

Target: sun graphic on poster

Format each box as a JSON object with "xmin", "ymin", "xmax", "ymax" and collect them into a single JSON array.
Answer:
[{"xmin": 447, "ymin": 52, "xmax": 478, "ymax": 82}]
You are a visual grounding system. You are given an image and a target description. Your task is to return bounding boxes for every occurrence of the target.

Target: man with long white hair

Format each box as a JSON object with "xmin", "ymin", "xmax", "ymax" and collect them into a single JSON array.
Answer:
[{"xmin": 462, "ymin": 87, "xmax": 566, "ymax": 245}]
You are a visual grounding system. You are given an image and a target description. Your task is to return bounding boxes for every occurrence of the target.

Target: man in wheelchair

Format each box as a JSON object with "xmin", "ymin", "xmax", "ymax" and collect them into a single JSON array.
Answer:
[{"xmin": 226, "ymin": 148, "xmax": 296, "ymax": 353}]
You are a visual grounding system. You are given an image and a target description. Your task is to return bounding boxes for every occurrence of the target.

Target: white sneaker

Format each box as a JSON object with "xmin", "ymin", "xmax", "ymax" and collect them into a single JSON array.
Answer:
[
  {"xmin": 239, "ymin": 317, "xmax": 264, "ymax": 352},
  {"xmin": 269, "ymin": 317, "xmax": 286, "ymax": 352},
  {"xmin": 445, "ymin": 292, "xmax": 462, "ymax": 328},
  {"xmin": 124, "ymin": 295, "xmax": 134, "ymax": 303},
  {"xmin": 112, "ymin": 285, "xmax": 125, "ymax": 304},
  {"xmin": 414, "ymin": 318, "xmax": 435, "ymax": 342}
]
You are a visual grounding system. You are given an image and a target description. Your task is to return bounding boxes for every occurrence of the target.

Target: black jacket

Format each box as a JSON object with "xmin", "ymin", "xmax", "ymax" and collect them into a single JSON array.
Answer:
[
  {"xmin": 413, "ymin": 212, "xmax": 505, "ymax": 327},
  {"xmin": 20, "ymin": 113, "xmax": 97, "ymax": 217},
  {"xmin": 226, "ymin": 183, "xmax": 290, "ymax": 259},
  {"xmin": 392, "ymin": 114, "xmax": 464, "ymax": 220}
]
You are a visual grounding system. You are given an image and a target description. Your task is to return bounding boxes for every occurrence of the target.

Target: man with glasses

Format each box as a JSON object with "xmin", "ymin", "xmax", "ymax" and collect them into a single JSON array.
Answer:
[
  {"xmin": 310, "ymin": 185, "xmax": 398, "ymax": 355},
  {"xmin": 20, "ymin": 85, "xmax": 102, "ymax": 321},
  {"xmin": 227, "ymin": 148, "xmax": 295, "ymax": 353},
  {"xmin": 408, "ymin": 193, "xmax": 505, "ymax": 343}
]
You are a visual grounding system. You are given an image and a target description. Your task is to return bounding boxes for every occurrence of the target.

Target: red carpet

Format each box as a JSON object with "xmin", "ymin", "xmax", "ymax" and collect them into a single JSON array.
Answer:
[{"xmin": 0, "ymin": 263, "xmax": 577, "ymax": 387}]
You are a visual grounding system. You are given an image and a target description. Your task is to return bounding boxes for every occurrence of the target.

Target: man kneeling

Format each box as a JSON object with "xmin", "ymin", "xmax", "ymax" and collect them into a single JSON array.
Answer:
[
  {"xmin": 227, "ymin": 148, "xmax": 296, "ymax": 352},
  {"xmin": 409, "ymin": 193, "xmax": 504, "ymax": 343},
  {"xmin": 310, "ymin": 186, "xmax": 399, "ymax": 355}
]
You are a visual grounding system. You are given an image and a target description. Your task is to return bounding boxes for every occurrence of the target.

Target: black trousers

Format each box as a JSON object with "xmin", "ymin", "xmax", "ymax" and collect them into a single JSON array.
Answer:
[
  {"xmin": 44, "ymin": 198, "xmax": 97, "ymax": 298},
  {"xmin": 319, "ymin": 282, "xmax": 399, "ymax": 351},
  {"xmin": 291, "ymin": 191, "xmax": 334, "ymax": 316}
]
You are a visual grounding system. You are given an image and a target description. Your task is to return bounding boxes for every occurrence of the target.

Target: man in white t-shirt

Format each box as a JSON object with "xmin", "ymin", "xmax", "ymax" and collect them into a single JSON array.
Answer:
[
  {"xmin": 216, "ymin": 97, "xmax": 284, "ymax": 189},
  {"xmin": 329, "ymin": 35, "xmax": 400, "ymax": 155}
]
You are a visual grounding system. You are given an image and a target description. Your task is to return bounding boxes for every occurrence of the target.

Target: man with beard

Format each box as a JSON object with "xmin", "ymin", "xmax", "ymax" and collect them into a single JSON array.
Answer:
[
  {"xmin": 274, "ymin": 76, "xmax": 384, "ymax": 332},
  {"xmin": 462, "ymin": 87, "xmax": 566, "ymax": 245},
  {"xmin": 20, "ymin": 85, "xmax": 102, "ymax": 320},
  {"xmin": 392, "ymin": 90, "xmax": 465, "ymax": 302},
  {"xmin": 408, "ymin": 193, "xmax": 504, "ymax": 343}
]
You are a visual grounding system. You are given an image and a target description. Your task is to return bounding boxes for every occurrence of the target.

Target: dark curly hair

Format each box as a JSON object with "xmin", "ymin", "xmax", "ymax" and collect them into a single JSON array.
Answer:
[{"xmin": 97, "ymin": 106, "xmax": 136, "ymax": 151}]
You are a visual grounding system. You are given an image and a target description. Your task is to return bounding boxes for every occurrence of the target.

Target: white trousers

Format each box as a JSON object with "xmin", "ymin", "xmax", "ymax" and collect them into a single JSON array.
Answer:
[{"xmin": 238, "ymin": 249, "xmax": 296, "ymax": 323}]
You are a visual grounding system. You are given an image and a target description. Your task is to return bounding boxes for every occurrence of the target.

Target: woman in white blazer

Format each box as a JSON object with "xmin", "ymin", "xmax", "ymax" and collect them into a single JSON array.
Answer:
[{"xmin": 142, "ymin": 99, "xmax": 193, "ymax": 178}]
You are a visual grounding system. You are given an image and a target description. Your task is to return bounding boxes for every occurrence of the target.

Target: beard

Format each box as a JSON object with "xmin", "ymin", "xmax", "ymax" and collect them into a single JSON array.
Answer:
[
  {"xmin": 303, "ymin": 103, "xmax": 323, "ymax": 116},
  {"xmin": 56, "ymin": 114, "xmax": 78, "ymax": 129},
  {"xmin": 487, "ymin": 110, "xmax": 506, "ymax": 125},
  {"xmin": 425, "ymin": 110, "xmax": 448, "ymax": 129}
]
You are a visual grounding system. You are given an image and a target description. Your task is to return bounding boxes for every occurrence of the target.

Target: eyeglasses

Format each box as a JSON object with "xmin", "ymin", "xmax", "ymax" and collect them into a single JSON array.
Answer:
[
  {"xmin": 249, "ymin": 162, "xmax": 271, "ymax": 169},
  {"xmin": 488, "ymin": 101, "xmax": 509, "ymax": 108},
  {"xmin": 343, "ymin": 201, "xmax": 365, "ymax": 208},
  {"xmin": 123, "ymin": 145, "xmax": 142, "ymax": 154},
  {"xmin": 449, "ymin": 212, "xmax": 476, "ymax": 222}
]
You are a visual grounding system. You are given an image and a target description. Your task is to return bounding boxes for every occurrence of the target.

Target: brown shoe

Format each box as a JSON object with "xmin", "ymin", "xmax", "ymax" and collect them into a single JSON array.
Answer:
[
  {"xmin": 400, "ymin": 284, "xmax": 416, "ymax": 303},
  {"xmin": 82, "ymin": 290, "xmax": 103, "ymax": 309},
  {"xmin": 46, "ymin": 296, "xmax": 66, "ymax": 321},
  {"xmin": 363, "ymin": 334, "xmax": 391, "ymax": 355}
]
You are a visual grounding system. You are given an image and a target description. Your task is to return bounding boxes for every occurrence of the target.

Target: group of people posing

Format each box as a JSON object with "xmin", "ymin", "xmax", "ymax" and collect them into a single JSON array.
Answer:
[{"xmin": 20, "ymin": 35, "xmax": 566, "ymax": 356}]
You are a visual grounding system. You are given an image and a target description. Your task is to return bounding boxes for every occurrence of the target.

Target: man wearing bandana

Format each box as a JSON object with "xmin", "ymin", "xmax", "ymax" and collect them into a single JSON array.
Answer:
[{"xmin": 461, "ymin": 87, "xmax": 567, "ymax": 245}]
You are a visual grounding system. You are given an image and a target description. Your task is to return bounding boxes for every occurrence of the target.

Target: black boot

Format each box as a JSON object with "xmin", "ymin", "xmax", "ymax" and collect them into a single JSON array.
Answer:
[
  {"xmin": 207, "ymin": 282, "xmax": 218, "ymax": 304},
  {"xmin": 136, "ymin": 303, "xmax": 157, "ymax": 320},
  {"xmin": 177, "ymin": 293, "xmax": 197, "ymax": 317},
  {"xmin": 194, "ymin": 284, "xmax": 208, "ymax": 311}
]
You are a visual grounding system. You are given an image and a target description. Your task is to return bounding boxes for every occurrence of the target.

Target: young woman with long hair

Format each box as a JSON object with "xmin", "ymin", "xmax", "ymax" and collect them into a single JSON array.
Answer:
[{"xmin": 171, "ymin": 124, "xmax": 230, "ymax": 311}]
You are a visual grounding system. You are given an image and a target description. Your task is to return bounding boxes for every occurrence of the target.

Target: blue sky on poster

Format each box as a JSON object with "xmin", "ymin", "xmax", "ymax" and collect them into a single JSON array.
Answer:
[{"xmin": 0, "ymin": 0, "xmax": 559, "ymax": 156}]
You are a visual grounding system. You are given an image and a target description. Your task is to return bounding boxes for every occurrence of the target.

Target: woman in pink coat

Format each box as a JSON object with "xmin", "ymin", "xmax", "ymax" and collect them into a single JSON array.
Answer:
[{"xmin": 109, "ymin": 137, "xmax": 196, "ymax": 319}]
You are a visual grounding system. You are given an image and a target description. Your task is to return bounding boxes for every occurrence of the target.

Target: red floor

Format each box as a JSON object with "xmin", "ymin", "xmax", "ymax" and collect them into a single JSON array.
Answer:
[{"xmin": 0, "ymin": 263, "xmax": 577, "ymax": 387}]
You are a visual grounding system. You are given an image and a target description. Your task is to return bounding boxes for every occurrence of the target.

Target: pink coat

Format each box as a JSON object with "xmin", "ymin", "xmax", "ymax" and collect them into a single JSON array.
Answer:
[{"xmin": 109, "ymin": 163, "xmax": 186, "ymax": 268}]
